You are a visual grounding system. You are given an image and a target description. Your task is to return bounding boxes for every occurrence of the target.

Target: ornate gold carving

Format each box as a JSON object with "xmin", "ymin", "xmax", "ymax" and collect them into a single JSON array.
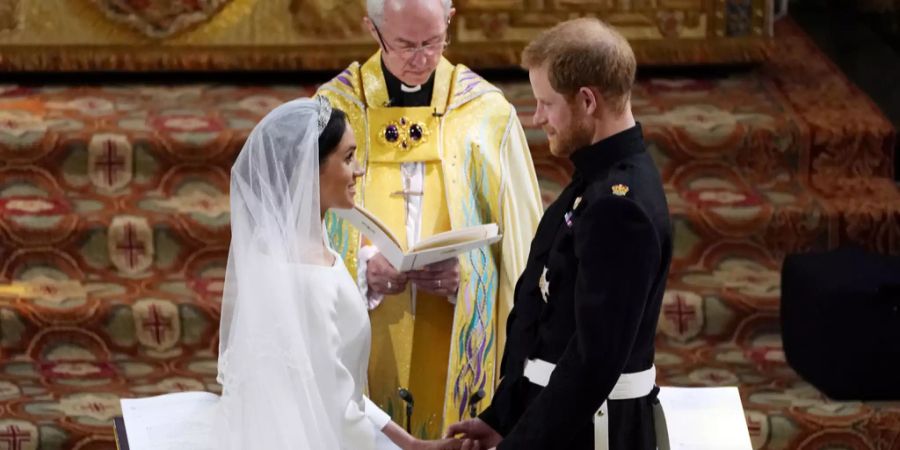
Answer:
[
  {"xmin": 0, "ymin": 0, "xmax": 772, "ymax": 70},
  {"xmin": 89, "ymin": 0, "xmax": 232, "ymax": 38},
  {"xmin": 290, "ymin": 0, "xmax": 367, "ymax": 38},
  {"xmin": 0, "ymin": 0, "xmax": 20, "ymax": 32}
]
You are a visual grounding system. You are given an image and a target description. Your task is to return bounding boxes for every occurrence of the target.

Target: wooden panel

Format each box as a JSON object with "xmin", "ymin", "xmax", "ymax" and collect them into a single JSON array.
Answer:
[{"xmin": 0, "ymin": 0, "xmax": 772, "ymax": 71}]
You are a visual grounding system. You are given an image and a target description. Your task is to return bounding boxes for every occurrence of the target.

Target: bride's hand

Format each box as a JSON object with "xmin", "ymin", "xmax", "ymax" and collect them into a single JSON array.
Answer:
[{"xmin": 407, "ymin": 437, "xmax": 465, "ymax": 450}]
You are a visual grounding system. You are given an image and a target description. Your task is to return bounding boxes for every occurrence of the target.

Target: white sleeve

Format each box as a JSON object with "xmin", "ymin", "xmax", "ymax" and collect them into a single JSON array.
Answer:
[
  {"xmin": 358, "ymin": 245, "xmax": 384, "ymax": 310},
  {"xmin": 364, "ymin": 396, "xmax": 392, "ymax": 430},
  {"xmin": 496, "ymin": 110, "xmax": 542, "ymax": 350}
]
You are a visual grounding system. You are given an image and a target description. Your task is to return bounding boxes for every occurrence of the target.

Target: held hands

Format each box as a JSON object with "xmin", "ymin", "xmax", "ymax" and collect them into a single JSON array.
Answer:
[
  {"xmin": 445, "ymin": 419, "xmax": 502, "ymax": 450},
  {"xmin": 405, "ymin": 435, "xmax": 493, "ymax": 450},
  {"xmin": 405, "ymin": 437, "xmax": 467, "ymax": 450},
  {"xmin": 407, "ymin": 258, "xmax": 460, "ymax": 297}
]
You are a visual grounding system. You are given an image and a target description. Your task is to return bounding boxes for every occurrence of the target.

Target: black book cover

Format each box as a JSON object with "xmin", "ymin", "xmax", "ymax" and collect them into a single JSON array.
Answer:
[{"xmin": 113, "ymin": 416, "xmax": 129, "ymax": 450}]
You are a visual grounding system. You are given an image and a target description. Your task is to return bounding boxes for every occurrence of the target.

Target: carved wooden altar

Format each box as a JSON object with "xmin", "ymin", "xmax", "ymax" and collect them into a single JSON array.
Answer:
[{"xmin": 0, "ymin": 0, "xmax": 772, "ymax": 74}]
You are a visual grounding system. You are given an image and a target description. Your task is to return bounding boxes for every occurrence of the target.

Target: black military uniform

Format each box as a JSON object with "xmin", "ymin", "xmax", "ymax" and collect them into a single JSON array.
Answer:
[{"xmin": 479, "ymin": 124, "xmax": 672, "ymax": 449}]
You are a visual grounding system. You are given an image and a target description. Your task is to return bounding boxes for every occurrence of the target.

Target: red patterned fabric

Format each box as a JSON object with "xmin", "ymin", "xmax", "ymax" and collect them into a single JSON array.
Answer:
[{"xmin": 0, "ymin": 19, "xmax": 898, "ymax": 449}]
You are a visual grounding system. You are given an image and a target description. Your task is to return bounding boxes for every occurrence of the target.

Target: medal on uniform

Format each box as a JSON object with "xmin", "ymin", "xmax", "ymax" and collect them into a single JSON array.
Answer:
[
  {"xmin": 539, "ymin": 266, "xmax": 550, "ymax": 303},
  {"xmin": 564, "ymin": 196, "xmax": 582, "ymax": 227}
]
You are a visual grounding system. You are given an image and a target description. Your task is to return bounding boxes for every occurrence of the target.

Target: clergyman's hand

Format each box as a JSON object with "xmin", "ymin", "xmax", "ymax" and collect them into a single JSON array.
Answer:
[
  {"xmin": 367, "ymin": 252, "xmax": 408, "ymax": 296},
  {"xmin": 407, "ymin": 258, "xmax": 460, "ymax": 297},
  {"xmin": 445, "ymin": 419, "xmax": 502, "ymax": 449}
]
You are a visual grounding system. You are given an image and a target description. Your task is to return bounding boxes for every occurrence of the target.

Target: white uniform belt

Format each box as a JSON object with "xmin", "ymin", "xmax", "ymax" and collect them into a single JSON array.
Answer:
[{"xmin": 523, "ymin": 358, "xmax": 658, "ymax": 450}]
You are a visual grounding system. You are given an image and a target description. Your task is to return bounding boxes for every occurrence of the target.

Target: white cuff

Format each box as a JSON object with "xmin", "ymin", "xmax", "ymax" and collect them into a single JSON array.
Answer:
[
  {"xmin": 364, "ymin": 396, "xmax": 392, "ymax": 431},
  {"xmin": 446, "ymin": 294, "xmax": 457, "ymax": 305},
  {"xmin": 357, "ymin": 245, "xmax": 384, "ymax": 310}
]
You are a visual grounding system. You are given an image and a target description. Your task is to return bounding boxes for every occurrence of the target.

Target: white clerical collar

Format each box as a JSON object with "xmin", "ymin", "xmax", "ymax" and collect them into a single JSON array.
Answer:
[{"xmin": 401, "ymin": 83, "xmax": 422, "ymax": 93}]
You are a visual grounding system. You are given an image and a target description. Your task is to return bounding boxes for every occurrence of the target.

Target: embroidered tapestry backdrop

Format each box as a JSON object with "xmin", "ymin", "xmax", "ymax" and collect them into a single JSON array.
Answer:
[
  {"xmin": 0, "ymin": 19, "xmax": 898, "ymax": 449},
  {"xmin": 0, "ymin": 0, "xmax": 773, "ymax": 71}
]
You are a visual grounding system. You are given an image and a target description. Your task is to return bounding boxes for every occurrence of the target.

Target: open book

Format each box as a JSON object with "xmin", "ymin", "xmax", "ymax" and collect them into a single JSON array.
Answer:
[
  {"xmin": 117, "ymin": 392, "xmax": 219, "ymax": 450},
  {"xmin": 333, "ymin": 206, "xmax": 501, "ymax": 271}
]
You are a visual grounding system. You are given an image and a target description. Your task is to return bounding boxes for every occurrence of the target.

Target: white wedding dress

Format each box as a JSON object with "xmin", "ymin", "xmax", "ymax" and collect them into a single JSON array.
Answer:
[
  {"xmin": 206, "ymin": 247, "xmax": 399, "ymax": 450},
  {"xmin": 212, "ymin": 98, "xmax": 402, "ymax": 449},
  {"xmin": 123, "ymin": 248, "xmax": 401, "ymax": 450},
  {"xmin": 317, "ymin": 248, "xmax": 400, "ymax": 450},
  {"xmin": 122, "ymin": 99, "xmax": 405, "ymax": 450}
]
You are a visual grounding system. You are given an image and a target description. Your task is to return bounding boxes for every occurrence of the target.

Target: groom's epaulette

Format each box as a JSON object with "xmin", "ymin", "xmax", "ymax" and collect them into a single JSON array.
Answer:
[
  {"xmin": 450, "ymin": 65, "xmax": 504, "ymax": 108},
  {"xmin": 321, "ymin": 63, "xmax": 363, "ymax": 99}
]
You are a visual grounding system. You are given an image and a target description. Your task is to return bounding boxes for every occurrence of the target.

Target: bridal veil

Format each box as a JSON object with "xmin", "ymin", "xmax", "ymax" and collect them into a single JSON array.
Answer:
[{"xmin": 215, "ymin": 97, "xmax": 345, "ymax": 449}]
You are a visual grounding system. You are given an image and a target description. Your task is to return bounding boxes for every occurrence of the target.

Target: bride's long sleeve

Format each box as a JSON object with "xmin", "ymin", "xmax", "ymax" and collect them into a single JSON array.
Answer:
[{"xmin": 364, "ymin": 396, "xmax": 392, "ymax": 429}]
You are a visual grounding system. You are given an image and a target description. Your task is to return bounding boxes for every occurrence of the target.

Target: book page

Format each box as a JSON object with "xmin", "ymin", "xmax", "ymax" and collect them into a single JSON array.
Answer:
[
  {"xmin": 399, "ymin": 233, "xmax": 502, "ymax": 270},
  {"xmin": 411, "ymin": 224, "xmax": 499, "ymax": 252},
  {"xmin": 336, "ymin": 206, "xmax": 502, "ymax": 271},
  {"xmin": 120, "ymin": 392, "xmax": 219, "ymax": 450},
  {"xmin": 657, "ymin": 387, "xmax": 752, "ymax": 450},
  {"xmin": 333, "ymin": 207, "xmax": 403, "ymax": 253}
]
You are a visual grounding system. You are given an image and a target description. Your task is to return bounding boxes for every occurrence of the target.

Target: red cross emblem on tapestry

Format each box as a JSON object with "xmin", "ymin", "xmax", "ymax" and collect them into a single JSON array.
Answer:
[
  {"xmin": 133, "ymin": 299, "xmax": 181, "ymax": 352},
  {"xmin": 0, "ymin": 421, "xmax": 38, "ymax": 450},
  {"xmin": 744, "ymin": 410, "xmax": 769, "ymax": 449},
  {"xmin": 108, "ymin": 216, "xmax": 154, "ymax": 274},
  {"xmin": 88, "ymin": 134, "xmax": 133, "ymax": 191},
  {"xmin": 660, "ymin": 290, "xmax": 704, "ymax": 341}
]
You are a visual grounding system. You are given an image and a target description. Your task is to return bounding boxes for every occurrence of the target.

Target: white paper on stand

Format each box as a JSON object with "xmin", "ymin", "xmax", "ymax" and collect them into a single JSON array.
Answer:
[
  {"xmin": 656, "ymin": 386, "xmax": 753, "ymax": 450},
  {"xmin": 120, "ymin": 391, "xmax": 219, "ymax": 450}
]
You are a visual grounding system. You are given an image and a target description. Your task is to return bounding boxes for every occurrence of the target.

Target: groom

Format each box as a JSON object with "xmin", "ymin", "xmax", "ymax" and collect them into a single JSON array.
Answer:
[{"xmin": 448, "ymin": 18, "xmax": 673, "ymax": 450}]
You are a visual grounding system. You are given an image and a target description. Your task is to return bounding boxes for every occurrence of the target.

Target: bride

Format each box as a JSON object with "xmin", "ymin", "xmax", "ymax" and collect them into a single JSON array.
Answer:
[{"xmin": 215, "ymin": 97, "xmax": 463, "ymax": 450}]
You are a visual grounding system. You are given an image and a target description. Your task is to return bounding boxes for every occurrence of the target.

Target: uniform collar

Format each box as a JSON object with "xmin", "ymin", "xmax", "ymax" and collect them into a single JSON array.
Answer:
[{"xmin": 569, "ymin": 123, "xmax": 645, "ymax": 181}]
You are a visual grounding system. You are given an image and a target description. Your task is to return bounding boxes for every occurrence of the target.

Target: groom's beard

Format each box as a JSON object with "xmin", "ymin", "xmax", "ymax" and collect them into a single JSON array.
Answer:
[{"xmin": 551, "ymin": 112, "xmax": 594, "ymax": 157}]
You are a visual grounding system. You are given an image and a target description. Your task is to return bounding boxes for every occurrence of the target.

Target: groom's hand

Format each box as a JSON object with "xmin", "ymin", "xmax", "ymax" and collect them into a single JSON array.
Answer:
[
  {"xmin": 445, "ymin": 419, "xmax": 501, "ymax": 449},
  {"xmin": 367, "ymin": 252, "xmax": 408, "ymax": 296},
  {"xmin": 407, "ymin": 258, "xmax": 460, "ymax": 297}
]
